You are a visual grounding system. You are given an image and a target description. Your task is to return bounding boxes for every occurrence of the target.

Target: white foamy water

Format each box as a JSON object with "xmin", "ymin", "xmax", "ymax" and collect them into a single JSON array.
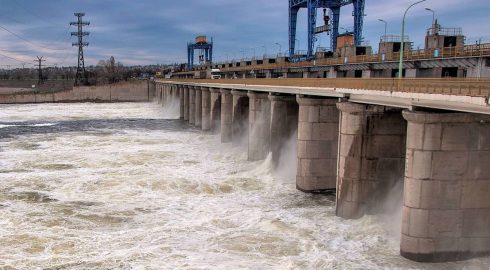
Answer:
[{"xmin": 0, "ymin": 102, "xmax": 488, "ymax": 270}]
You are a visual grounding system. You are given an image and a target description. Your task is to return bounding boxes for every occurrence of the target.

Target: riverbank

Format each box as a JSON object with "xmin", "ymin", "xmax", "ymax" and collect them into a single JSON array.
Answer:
[{"xmin": 0, "ymin": 80, "xmax": 151, "ymax": 104}]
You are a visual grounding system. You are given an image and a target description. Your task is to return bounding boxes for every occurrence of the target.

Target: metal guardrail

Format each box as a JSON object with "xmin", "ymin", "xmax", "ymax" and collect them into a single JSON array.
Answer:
[
  {"xmin": 380, "ymin": 35, "xmax": 410, "ymax": 43},
  {"xmin": 161, "ymin": 78, "xmax": 490, "ymax": 98},
  {"xmin": 427, "ymin": 26, "xmax": 463, "ymax": 36},
  {"xmin": 181, "ymin": 43, "xmax": 490, "ymax": 74},
  {"xmin": 211, "ymin": 44, "xmax": 490, "ymax": 73}
]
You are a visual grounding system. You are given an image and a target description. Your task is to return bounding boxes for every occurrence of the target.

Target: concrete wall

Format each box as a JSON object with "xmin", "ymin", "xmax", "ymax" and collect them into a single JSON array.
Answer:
[
  {"xmin": 401, "ymin": 111, "xmax": 490, "ymax": 262},
  {"xmin": 0, "ymin": 81, "xmax": 150, "ymax": 104},
  {"xmin": 248, "ymin": 92, "xmax": 271, "ymax": 161},
  {"xmin": 220, "ymin": 89, "xmax": 233, "ymax": 143},
  {"xmin": 231, "ymin": 90, "xmax": 249, "ymax": 146},
  {"xmin": 269, "ymin": 94, "xmax": 299, "ymax": 168},
  {"xmin": 336, "ymin": 102, "xmax": 406, "ymax": 219},
  {"xmin": 210, "ymin": 88, "xmax": 221, "ymax": 133},
  {"xmin": 296, "ymin": 96, "xmax": 339, "ymax": 192}
]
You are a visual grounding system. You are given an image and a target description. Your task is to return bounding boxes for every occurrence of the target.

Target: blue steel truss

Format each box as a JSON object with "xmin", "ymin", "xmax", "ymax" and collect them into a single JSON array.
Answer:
[
  {"xmin": 289, "ymin": 0, "xmax": 365, "ymax": 59},
  {"xmin": 187, "ymin": 41, "xmax": 213, "ymax": 70}
]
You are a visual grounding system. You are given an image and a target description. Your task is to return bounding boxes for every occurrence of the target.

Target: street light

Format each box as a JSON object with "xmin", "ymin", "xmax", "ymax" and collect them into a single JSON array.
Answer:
[
  {"xmin": 261, "ymin": 45, "xmax": 267, "ymax": 57},
  {"xmin": 378, "ymin": 19, "xmax": 387, "ymax": 41},
  {"xmin": 425, "ymin": 8, "xmax": 435, "ymax": 26},
  {"xmin": 250, "ymin": 47, "xmax": 256, "ymax": 59},
  {"xmin": 274, "ymin": 43, "xmax": 282, "ymax": 56},
  {"xmin": 398, "ymin": 0, "xmax": 426, "ymax": 79}
]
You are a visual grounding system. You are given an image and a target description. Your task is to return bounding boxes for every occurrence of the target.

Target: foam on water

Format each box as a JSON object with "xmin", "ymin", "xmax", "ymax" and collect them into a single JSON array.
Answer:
[{"xmin": 0, "ymin": 102, "xmax": 488, "ymax": 270}]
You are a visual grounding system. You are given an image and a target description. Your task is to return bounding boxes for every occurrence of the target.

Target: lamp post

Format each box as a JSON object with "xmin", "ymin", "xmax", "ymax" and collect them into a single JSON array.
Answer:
[
  {"xmin": 275, "ymin": 43, "xmax": 282, "ymax": 56},
  {"xmin": 261, "ymin": 45, "xmax": 267, "ymax": 57},
  {"xmin": 398, "ymin": 0, "xmax": 426, "ymax": 79},
  {"xmin": 378, "ymin": 19, "xmax": 387, "ymax": 41},
  {"xmin": 425, "ymin": 8, "xmax": 435, "ymax": 26}
]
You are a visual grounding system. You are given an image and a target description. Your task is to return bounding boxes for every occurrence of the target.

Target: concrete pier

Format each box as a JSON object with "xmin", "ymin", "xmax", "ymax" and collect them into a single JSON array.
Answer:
[
  {"xmin": 195, "ymin": 87, "xmax": 202, "ymax": 127},
  {"xmin": 189, "ymin": 86, "xmax": 196, "ymax": 124},
  {"xmin": 183, "ymin": 85, "xmax": 189, "ymax": 121},
  {"xmin": 210, "ymin": 88, "xmax": 221, "ymax": 133},
  {"xmin": 231, "ymin": 90, "xmax": 249, "ymax": 146},
  {"xmin": 296, "ymin": 96, "xmax": 339, "ymax": 192},
  {"xmin": 179, "ymin": 85, "xmax": 184, "ymax": 119},
  {"xmin": 220, "ymin": 89, "xmax": 233, "ymax": 143},
  {"xmin": 248, "ymin": 92, "xmax": 271, "ymax": 161},
  {"xmin": 336, "ymin": 102, "xmax": 406, "ymax": 219},
  {"xmin": 155, "ymin": 84, "xmax": 164, "ymax": 103},
  {"xmin": 401, "ymin": 111, "xmax": 490, "ymax": 262},
  {"xmin": 201, "ymin": 87, "xmax": 211, "ymax": 131},
  {"xmin": 269, "ymin": 94, "xmax": 299, "ymax": 168}
]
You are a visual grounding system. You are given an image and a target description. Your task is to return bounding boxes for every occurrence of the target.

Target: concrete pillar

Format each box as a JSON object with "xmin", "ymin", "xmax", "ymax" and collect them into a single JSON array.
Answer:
[
  {"xmin": 362, "ymin": 70, "xmax": 372, "ymax": 78},
  {"xmin": 327, "ymin": 67, "xmax": 337, "ymax": 78},
  {"xmin": 296, "ymin": 96, "xmax": 339, "ymax": 192},
  {"xmin": 401, "ymin": 111, "xmax": 490, "ymax": 262},
  {"xmin": 336, "ymin": 102, "xmax": 406, "ymax": 219},
  {"xmin": 189, "ymin": 86, "xmax": 196, "ymax": 124},
  {"xmin": 202, "ymin": 87, "xmax": 211, "ymax": 131},
  {"xmin": 265, "ymin": 70, "xmax": 272, "ymax": 79},
  {"xmin": 179, "ymin": 85, "xmax": 184, "ymax": 119},
  {"xmin": 405, "ymin": 68, "xmax": 417, "ymax": 78},
  {"xmin": 159, "ymin": 85, "xmax": 163, "ymax": 104},
  {"xmin": 183, "ymin": 85, "xmax": 189, "ymax": 121},
  {"xmin": 195, "ymin": 87, "xmax": 202, "ymax": 128},
  {"xmin": 282, "ymin": 72, "xmax": 288, "ymax": 78},
  {"xmin": 247, "ymin": 92, "xmax": 272, "ymax": 161},
  {"xmin": 210, "ymin": 88, "xmax": 221, "ymax": 133},
  {"xmin": 269, "ymin": 94, "xmax": 299, "ymax": 167},
  {"xmin": 231, "ymin": 90, "xmax": 249, "ymax": 146},
  {"xmin": 173, "ymin": 85, "xmax": 179, "ymax": 101},
  {"xmin": 164, "ymin": 85, "xmax": 169, "ymax": 105},
  {"xmin": 220, "ymin": 89, "xmax": 233, "ymax": 143}
]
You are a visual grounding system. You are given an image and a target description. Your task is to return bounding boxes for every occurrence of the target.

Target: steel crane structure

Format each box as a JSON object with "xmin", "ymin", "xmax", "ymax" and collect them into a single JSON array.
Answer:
[
  {"xmin": 289, "ymin": 0, "xmax": 365, "ymax": 59},
  {"xmin": 187, "ymin": 37, "xmax": 213, "ymax": 70}
]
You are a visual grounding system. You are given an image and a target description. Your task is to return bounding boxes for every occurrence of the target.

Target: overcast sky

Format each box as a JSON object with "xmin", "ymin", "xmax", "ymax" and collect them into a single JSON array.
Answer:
[{"xmin": 0, "ymin": 0, "xmax": 488, "ymax": 68}]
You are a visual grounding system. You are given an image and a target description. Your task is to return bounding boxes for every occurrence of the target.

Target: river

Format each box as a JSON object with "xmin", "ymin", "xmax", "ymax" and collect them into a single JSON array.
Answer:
[{"xmin": 0, "ymin": 102, "xmax": 488, "ymax": 269}]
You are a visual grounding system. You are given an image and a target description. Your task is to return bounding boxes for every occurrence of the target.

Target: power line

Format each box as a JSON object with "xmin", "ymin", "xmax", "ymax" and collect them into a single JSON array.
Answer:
[
  {"xmin": 0, "ymin": 24, "xmax": 69, "ymax": 51},
  {"xmin": 11, "ymin": 0, "xmax": 64, "ymax": 28},
  {"xmin": 0, "ymin": 51, "xmax": 27, "ymax": 63}
]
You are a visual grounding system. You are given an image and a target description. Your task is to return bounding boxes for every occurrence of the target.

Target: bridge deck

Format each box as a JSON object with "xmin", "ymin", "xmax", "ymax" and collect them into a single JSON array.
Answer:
[{"xmin": 158, "ymin": 78, "xmax": 490, "ymax": 115}]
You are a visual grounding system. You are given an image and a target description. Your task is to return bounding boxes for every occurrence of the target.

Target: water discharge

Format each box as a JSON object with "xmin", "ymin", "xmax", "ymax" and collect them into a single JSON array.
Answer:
[{"xmin": 0, "ymin": 102, "xmax": 488, "ymax": 269}]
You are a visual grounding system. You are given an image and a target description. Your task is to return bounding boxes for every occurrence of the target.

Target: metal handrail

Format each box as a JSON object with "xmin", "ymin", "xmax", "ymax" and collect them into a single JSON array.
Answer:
[
  {"xmin": 163, "ymin": 77, "xmax": 490, "ymax": 98},
  {"xmin": 209, "ymin": 43, "xmax": 490, "ymax": 73}
]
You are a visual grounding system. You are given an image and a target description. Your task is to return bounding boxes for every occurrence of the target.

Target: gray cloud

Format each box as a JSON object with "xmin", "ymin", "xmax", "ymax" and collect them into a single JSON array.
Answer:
[{"xmin": 0, "ymin": 0, "xmax": 488, "ymax": 67}]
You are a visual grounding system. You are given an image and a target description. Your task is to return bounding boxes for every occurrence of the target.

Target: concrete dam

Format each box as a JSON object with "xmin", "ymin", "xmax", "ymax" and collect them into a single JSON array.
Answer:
[{"xmin": 155, "ymin": 78, "xmax": 490, "ymax": 263}]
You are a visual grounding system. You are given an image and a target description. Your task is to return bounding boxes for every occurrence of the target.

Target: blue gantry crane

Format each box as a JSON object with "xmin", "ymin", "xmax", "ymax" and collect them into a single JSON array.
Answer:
[
  {"xmin": 289, "ymin": 0, "xmax": 365, "ymax": 59},
  {"xmin": 187, "ymin": 36, "xmax": 213, "ymax": 70}
]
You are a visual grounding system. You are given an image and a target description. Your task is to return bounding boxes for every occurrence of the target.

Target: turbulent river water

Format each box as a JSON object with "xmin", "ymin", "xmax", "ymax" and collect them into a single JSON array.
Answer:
[{"xmin": 0, "ymin": 102, "xmax": 488, "ymax": 270}]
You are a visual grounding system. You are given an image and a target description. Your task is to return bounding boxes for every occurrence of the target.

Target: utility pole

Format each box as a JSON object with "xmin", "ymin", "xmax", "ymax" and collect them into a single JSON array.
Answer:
[
  {"xmin": 35, "ymin": 56, "xmax": 46, "ymax": 85},
  {"xmin": 70, "ymin": 12, "xmax": 90, "ymax": 86}
]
